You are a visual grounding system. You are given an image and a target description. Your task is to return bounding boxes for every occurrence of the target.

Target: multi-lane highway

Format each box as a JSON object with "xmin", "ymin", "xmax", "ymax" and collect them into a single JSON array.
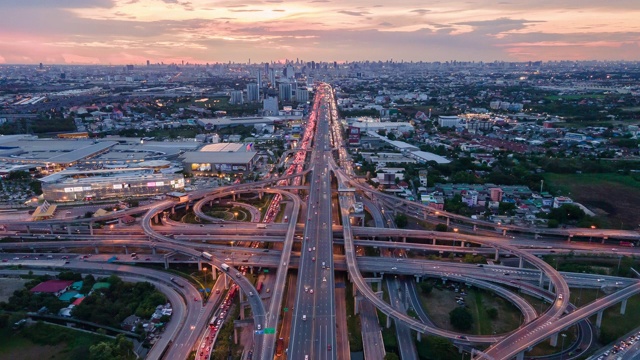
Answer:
[{"xmin": 290, "ymin": 83, "xmax": 337, "ymax": 360}]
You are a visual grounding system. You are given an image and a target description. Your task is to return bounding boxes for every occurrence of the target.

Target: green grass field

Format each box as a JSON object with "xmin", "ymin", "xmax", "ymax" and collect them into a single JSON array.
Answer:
[
  {"xmin": 544, "ymin": 173, "xmax": 640, "ymax": 229},
  {"xmin": 0, "ymin": 322, "xmax": 116, "ymax": 360}
]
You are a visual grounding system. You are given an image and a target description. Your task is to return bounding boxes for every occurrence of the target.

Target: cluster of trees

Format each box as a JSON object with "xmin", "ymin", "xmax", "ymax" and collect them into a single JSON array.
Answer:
[
  {"xmin": 1, "ymin": 274, "xmax": 67, "ymax": 314},
  {"xmin": 449, "ymin": 307, "xmax": 473, "ymax": 331},
  {"xmin": 72, "ymin": 275, "xmax": 166, "ymax": 328},
  {"xmin": 89, "ymin": 334, "xmax": 136, "ymax": 360},
  {"xmin": 541, "ymin": 203, "xmax": 600, "ymax": 228}
]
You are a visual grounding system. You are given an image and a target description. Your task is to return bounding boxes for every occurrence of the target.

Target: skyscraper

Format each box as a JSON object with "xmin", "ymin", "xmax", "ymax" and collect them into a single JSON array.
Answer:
[
  {"xmin": 247, "ymin": 83, "xmax": 259, "ymax": 103},
  {"xmin": 230, "ymin": 90, "xmax": 244, "ymax": 105},
  {"xmin": 278, "ymin": 83, "xmax": 292, "ymax": 102}
]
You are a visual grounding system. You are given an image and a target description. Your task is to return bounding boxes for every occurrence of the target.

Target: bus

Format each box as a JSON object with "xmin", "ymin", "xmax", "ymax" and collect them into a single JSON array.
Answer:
[
  {"xmin": 220, "ymin": 263, "xmax": 230, "ymax": 272},
  {"xmin": 202, "ymin": 252, "xmax": 213, "ymax": 260},
  {"xmin": 275, "ymin": 338, "xmax": 284, "ymax": 356}
]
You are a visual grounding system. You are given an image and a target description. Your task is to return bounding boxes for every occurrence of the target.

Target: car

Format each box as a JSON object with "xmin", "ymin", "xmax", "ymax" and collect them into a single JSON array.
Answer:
[
  {"xmin": 13, "ymin": 257, "xmax": 19, "ymax": 260},
  {"xmin": 194, "ymin": 297, "xmax": 199, "ymax": 301},
  {"xmin": 558, "ymin": 294, "xmax": 563, "ymax": 300},
  {"xmin": 1, "ymin": 259, "xmax": 8, "ymax": 262},
  {"xmin": 310, "ymin": 289, "xmax": 314, "ymax": 294},
  {"xmin": 597, "ymin": 278, "xmax": 604, "ymax": 282},
  {"xmin": 391, "ymin": 267, "xmax": 397, "ymax": 270},
  {"xmin": 216, "ymin": 289, "xmax": 220, "ymax": 294},
  {"xmin": 302, "ymin": 315, "xmax": 307, "ymax": 321},
  {"xmin": 312, "ymin": 257, "xmax": 316, "ymax": 261},
  {"xmin": 457, "ymin": 335, "xmax": 467, "ymax": 340},
  {"xmin": 257, "ymin": 324, "xmax": 261, "ymax": 330},
  {"xmin": 249, "ymin": 291, "xmax": 254, "ymax": 296},
  {"xmin": 312, "ymin": 246, "xmax": 316, "ymax": 251},
  {"xmin": 323, "ymin": 277, "xmax": 327, "ymax": 282},
  {"xmin": 327, "ymin": 344, "xmax": 331, "ymax": 351},
  {"xmin": 283, "ymin": 262, "xmax": 287, "ymax": 266},
  {"xmin": 308, "ymin": 248, "xmax": 311, "ymax": 252}
]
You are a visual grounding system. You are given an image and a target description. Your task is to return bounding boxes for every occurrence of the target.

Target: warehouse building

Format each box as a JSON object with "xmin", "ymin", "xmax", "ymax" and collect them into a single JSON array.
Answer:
[{"xmin": 181, "ymin": 143, "xmax": 257, "ymax": 176}]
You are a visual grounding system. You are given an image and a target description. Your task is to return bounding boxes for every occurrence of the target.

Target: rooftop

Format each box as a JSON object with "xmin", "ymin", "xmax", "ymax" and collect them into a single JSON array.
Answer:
[{"xmin": 30, "ymin": 280, "xmax": 73, "ymax": 294}]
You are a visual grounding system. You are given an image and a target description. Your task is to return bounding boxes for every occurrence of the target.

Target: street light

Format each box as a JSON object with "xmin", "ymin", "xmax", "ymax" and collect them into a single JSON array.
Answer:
[{"xmin": 560, "ymin": 333, "xmax": 567, "ymax": 359}]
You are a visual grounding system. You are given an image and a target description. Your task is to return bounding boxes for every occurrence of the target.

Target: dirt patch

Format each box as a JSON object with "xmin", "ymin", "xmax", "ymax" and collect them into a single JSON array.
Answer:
[
  {"xmin": 421, "ymin": 284, "xmax": 467, "ymax": 333},
  {"xmin": 0, "ymin": 277, "xmax": 28, "ymax": 302},
  {"xmin": 0, "ymin": 343, "xmax": 66, "ymax": 360}
]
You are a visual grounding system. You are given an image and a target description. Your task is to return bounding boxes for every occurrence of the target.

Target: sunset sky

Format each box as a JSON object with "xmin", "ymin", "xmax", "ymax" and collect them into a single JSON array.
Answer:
[{"xmin": 1, "ymin": 0, "xmax": 639, "ymax": 65}]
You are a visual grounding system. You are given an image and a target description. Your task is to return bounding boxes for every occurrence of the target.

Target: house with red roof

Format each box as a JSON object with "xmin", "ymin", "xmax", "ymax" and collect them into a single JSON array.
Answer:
[{"xmin": 30, "ymin": 280, "xmax": 73, "ymax": 297}]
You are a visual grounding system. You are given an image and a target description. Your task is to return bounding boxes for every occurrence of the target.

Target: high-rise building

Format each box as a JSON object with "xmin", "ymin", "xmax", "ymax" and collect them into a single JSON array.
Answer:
[
  {"xmin": 263, "ymin": 96, "xmax": 279, "ymax": 116},
  {"xmin": 230, "ymin": 90, "xmax": 244, "ymax": 105},
  {"xmin": 256, "ymin": 69, "xmax": 262, "ymax": 89},
  {"xmin": 278, "ymin": 83, "xmax": 292, "ymax": 102},
  {"xmin": 146, "ymin": 60, "xmax": 150, "ymax": 66},
  {"xmin": 286, "ymin": 64, "xmax": 295, "ymax": 79},
  {"xmin": 246, "ymin": 83, "xmax": 259, "ymax": 102},
  {"xmin": 296, "ymin": 89, "xmax": 309, "ymax": 103},
  {"xmin": 268, "ymin": 69, "xmax": 276, "ymax": 87},
  {"xmin": 264, "ymin": 63, "xmax": 269, "ymax": 77}
]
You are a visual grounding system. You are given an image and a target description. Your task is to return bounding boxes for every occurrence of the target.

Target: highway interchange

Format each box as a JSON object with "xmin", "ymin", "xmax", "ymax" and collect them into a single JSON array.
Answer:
[{"xmin": 2, "ymin": 83, "xmax": 640, "ymax": 360}]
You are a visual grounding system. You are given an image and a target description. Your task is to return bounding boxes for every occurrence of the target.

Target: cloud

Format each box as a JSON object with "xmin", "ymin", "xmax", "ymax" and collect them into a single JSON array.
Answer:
[
  {"xmin": 455, "ymin": 17, "xmax": 545, "ymax": 35},
  {"xmin": 337, "ymin": 10, "xmax": 369, "ymax": 16},
  {"xmin": 228, "ymin": 9, "xmax": 263, "ymax": 12},
  {"xmin": 410, "ymin": 9, "xmax": 430, "ymax": 15}
]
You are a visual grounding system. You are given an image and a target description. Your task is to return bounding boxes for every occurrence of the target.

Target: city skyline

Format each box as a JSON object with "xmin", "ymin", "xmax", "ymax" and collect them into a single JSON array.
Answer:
[{"xmin": 1, "ymin": 0, "xmax": 640, "ymax": 65}]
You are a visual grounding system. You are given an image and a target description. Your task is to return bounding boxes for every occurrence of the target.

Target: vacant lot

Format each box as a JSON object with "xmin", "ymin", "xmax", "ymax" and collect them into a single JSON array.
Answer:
[
  {"xmin": 545, "ymin": 173, "xmax": 640, "ymax": 229},
  {"xmin": 0, "ymin": 277, "xmax": 28, "ymax": 302},
  {"xmin": 420, "ymin": 282, "xmax": 521, "ymax": 335}
]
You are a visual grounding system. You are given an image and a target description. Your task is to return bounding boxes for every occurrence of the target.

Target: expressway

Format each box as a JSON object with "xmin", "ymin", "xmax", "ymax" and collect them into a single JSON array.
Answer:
[{"xmin": 289, "ymin": 83, "xmax": 337, "ymax": 360}]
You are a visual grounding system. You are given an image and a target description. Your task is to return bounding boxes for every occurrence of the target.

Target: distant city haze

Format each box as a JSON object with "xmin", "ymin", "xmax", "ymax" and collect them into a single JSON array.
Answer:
[{"xmin": 1, "ymin": 0, "xmax": 639, "ymax": 64}]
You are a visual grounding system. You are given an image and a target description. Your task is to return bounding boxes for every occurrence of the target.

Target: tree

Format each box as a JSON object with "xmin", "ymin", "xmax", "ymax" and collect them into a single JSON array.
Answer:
[
  {"xmin": 435, "ymin": 224, "xmax": 448, "ymax": 232},
  {"xmin": 449, "ymin": 307, "xmax": 473, "ymax": 331},
  {"xmin": 486, "ymin": 307, "xmax": 498, "ymax": 320},
  {"xmin": 394, "ymin": 214, "xmax": 408, "ymax": 228},
  {"xmin": 419, "ymin": 282, "xmax": 433, "ymax": 295},
  {"xmin": 384, "ymin": 354, "xmax": 400, "ymax": 360}
]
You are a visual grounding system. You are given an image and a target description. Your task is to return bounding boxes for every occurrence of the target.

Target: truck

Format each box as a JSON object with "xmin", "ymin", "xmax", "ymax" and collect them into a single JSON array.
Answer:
[
  {"xmin": 221, "ymin": 263, "xmax": 230, "ymax": 272},
  {"xmin": 257, "ymin": 223, "xmax": 267, "ymax": 229},
  {"xmin": 620, "ymin": 241, "xmax": 635, "ymax": 247},
  {"xmin": 201, "ymin": 252, "xmax": 213, "ymax": 260}
]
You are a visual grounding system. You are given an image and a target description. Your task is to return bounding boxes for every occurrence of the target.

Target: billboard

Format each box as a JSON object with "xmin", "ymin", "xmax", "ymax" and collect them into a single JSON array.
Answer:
[{"xmin": 348, "ymin": 126, "xmax": 361, "ymax": 145}]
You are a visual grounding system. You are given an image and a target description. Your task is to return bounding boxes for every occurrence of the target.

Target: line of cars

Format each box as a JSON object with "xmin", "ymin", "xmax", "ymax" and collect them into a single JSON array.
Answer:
[{"xmin": 596, "ymin": 331, "xmax": 640, "ymax": 359}]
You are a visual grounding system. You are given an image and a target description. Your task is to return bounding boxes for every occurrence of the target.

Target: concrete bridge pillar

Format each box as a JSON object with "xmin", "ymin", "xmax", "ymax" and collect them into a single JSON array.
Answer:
[
  {"xmin": 94, "ymin": 246, "xmax": 99, "ymax": 254},
  {"xmin": 548, "ymin": 281, "xmax": 554, "ymax": 293},
  {"xmin": 239, "ymin": 304, "xmax": 245, "ymax": 320},
  {"xmin": 550, "ymin": 333, "xmax": 558, "ymax": 347},
  {"xmin": 415, "ymin": 275, "xmax": 421, "ymax": 283},
  {"xmin": 354, "ymin": 296, "xmax": 360, "ymax": 315},
  {"xmin": 151, "ymin": 247, "xmax": 156, "ymax": 255},
  {"xmin": 473, "ymin": 225, "xmax": 477, "ymax": 232},
  {"xmin": 568, "ymin": 235, "xmax": 573, "ymax": 242},
  {"xmin": 185, "ymin": 203, "xmax": 190, "ymax": 211},
  {"xmin": 49, "ymin": 224, "xmax": 54, "ymax": 234},
  {"xmin": 417, "ymin": 332, "xmax": 421, "ymax": 342},
  {"xmin": 516, "ymin": 352, "xmax": 525, "ymax": 360},
  {"xmin": 402, "ymin": 237, "xmax": 406, "ymax": 243},
  {"xmin": 164, "ymin": 257, "xmax": 169, "ymax": 270},
  {"xmin": 171, "ymin": 207, "xmax": 175, "ymax": 215},
  {"xmin": 250, "ymin": 266, "xmax": 253, "ymax": 275},
  {"xmin": 432, "ymin": 238, "xmax": 437, "ymax": 245},
  {"xmin": 494, "ymin": 249, "xmax": 499, "ymax": 261},
  {"xmin": 621, "ymin": 298, "xmax": 628, "ymax": 315},
  {"xmin": 596, "ymin": 310, "xmax": 604, "ymax": 328},
  {"xmin": 539, "ymin": 272, "xmax": 544, "ymax": 287},
  {"xmin": 212, "ymin": 269, "xmax": 217, "ymax": 280},
  {"xmin": 446, "ymin": 218, "xmax": 450, "ymax": 226},
  {"xmin": 234, "ymin": 327, "xmax": 238, "ymax": 344},
  {"xmin": 259, "ymin": 192, "xmax": 263, "ymax": 200},
  {"xmin": 124, "ymin": 246, "xmax": 128, "ymax": 255},
  {"xmin": 460, "ymin": 241, "xmax": 466, "ymax": 248},
  {"xmin": 423, "ymin": 211, "xmax": 428, "ymax": 221},
  {"xmin": 502, "ymin": 229, "xmax": 507, "ymax": 237},
  {"xmin": 519, "ymin": 257, "xmax": 524, "ymax": 268},
  {"xmin": 224, "ymin": 275, "xmax": 229, "ymax": 290},
  {"xmin": 26, "ymin": 225, "xmax": 31, "ymax": 234},
  {"xmin": 375, "ymin": 291, "xmax": 383, "ymax": 300},
  {"xmin": 67, "ymin": 226, "xmax": 72, "ymax": 235},
  {"xmin": 198, "ymin": 259, "xmax": 202, "ymax": 271},
  {"xmin": 233, "ymin": 194, "xmax": 236, "ymax": 201},
  {"xmin": 386, "ymin": 315, "xmax": 391, "ymax": 329},
  {"xmin": 89, "ymin": 223, "xmax": 94, "ymax": 236}
]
